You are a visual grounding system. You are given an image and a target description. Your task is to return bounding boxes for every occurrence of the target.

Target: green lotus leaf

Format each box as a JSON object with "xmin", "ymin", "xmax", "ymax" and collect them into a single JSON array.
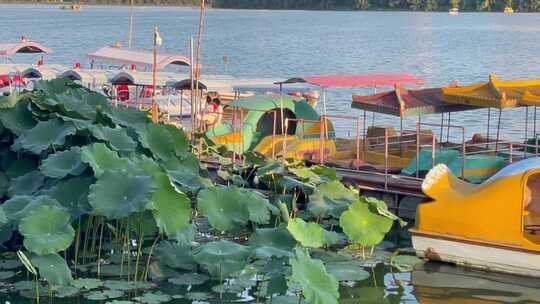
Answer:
[
  {"xmin": 193, "ymin": 240, "xmax": 251, "ymax": 277},
  {"xmin": 310, "ymin": 165, "xmax": 339, "ymax": 181},
  {"xmin": 0, "ymin": 172, "xmax": 7, "ymax": 198},
  {"xmin": 287, "ymin": 218, "xmax": 326, "ymax": 248},
  {"xmin": 185, "ymin": 292, "xmax": 213, "ymax": 301},
  {"xmin": 33, "ymin": 78, "xmax": 77, "ymax": 96},
  {"xmin": 108, "ymin": 106, "xmax": 149, "ymax": 130},
  {"xmin": 167, "ymin": 273, "xmax": 209, "ymax": 286},
  {"xmin": 89, "ymin": 125, "xmax": 137, "ymax": 152},
  {"xmin": 364, "ymin": 196, "xmax": 407, "ymax": 227},
  {"xmin": 167, "ymin": 169, "xmax": 213, "ymax": 194},
  {"xmin": 2, "ymin": 195, "xmax": 62, "ymax": 225},
  {"xmin": 173, "ymin": 223, "xmax": 196, "ymax": 246},
  {"xmin": 54, "ymin": 285, "xmax": 79, "ymax": 298},
  {"xmin": 270, "ymin": 295, "xmax": 302, "ymax": 304},
  {"xmin": 0, "ymin": 208, "xmax": 7, "ymax": 228},
  {"xmin": 19, "ymin": 205, "xmax": 74, "ymax": 255},
  {"xmin": 243, "ymin": 188, "xmax": 279, "ymax": 224},
  {"xmin": 148, "ymin": 173, "xmax": 191, "ymax": 236},
  {"xmin": 80, "ymin": 143, "xmax": 130, "ymax": 177},
  {"xmin": 7, "ymin": 170, "xmax": 45, "ymax": 197},
  {"xmin": 308, "ymin": 181, "xmax": 357, "ymax": 219},
  {"xmin": 85, "ymin": 289, "xmax": 124, "ymax": 300},
  {"xmin": 31, "ymin": 253, "xmax": 73, "ymax": 286},
  {"xmin": 54, "ymin": 90, "xmax": 110, "ymax": 121},
  {"xmin": 133, "ymin": 291, "xmax": 172, "ymax": 304},
  {"xmin": 0, "ymin": 270, "xmax": 16, "ymax": 280},
  {"xmin": 70, "ymin": 278, "xmax": 103, "ymax": 290},
  {"xmin": 339, "ymin": 198, "xmax": 394, "ymax": 247},
  {"xmin": 40, "ymin": 147, "xmax": 87, "ymax": 178},
  {"xmin": 38, "ymin": 176, "xmax": 93, "ymax": 218},
  {"xmin": 0, "ymin": 92, "xmax": 22, "ymax": 108},
  {"xmin": 4, "ymin": 157, "xmax": 38, "ymax": 179},
  {"xmin": 289, "ymin": 247, "xmax": 339, "ymax": 304},
  {"xmin": 12, "ymin": 118, "xmax": 76, "ymax": 154},
  {"xmin": 103, "ymin": 279, "xmax": 154, "ymax": 291},
  {"xmin": 288, "ymin": 167, "xmax": 323, "ymax": 185},
  {"xmin": 155, "ymin": 240, "xmax": 195, "ymax": 271},
  {"xmin": 88, "ymin": 170, "xmax": 156, "ymax": 219},
  {"xmin": 0, "ymin": 99, "xmax": 36, "ymax": 135},
  {"xmin": 128, "ymin": 211, "xmax": 158, "ymax": 237},
  {"xmin": 249, "ymin": 227, "xmax": 296, "ymax": 258},
  {"xmin": 325, "ymin": 261, "xmax": 370, "ymax": 281},
  {"xmin": 197, "ymin": 186, "xmax": 249, "ymax": 232},
  {"xmin": 137, "ymin": 124, "xmax": 189, "ymax": 160},
  {"xmin": 390, "ymin": 254, "xmax": 424, "ymax": 272}
]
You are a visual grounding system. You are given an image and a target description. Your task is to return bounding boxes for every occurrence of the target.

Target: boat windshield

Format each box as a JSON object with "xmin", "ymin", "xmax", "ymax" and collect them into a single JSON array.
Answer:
[{"xmin": 484, "ymin": 158, "xmax": 540, "ymax": 184}]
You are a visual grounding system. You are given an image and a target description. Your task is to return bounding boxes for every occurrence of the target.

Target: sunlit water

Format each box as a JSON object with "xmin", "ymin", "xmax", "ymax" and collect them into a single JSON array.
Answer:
[{"xmin": 1, "ymin": 5, "xmax": 540, "ymax": 303}]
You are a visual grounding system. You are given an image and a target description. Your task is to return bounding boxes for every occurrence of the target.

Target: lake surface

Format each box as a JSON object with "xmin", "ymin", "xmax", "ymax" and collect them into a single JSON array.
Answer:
[
  {"xmin": 1, "ymin": 5, "xmax": 540, "ymax": 304},
  {"xmin": 2, "ymin": 5, "xmax": 540, "ymax": 140}
]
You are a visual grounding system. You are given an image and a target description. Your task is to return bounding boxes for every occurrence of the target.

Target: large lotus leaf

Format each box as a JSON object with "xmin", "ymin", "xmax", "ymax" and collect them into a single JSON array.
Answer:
[
  {"xmin": 7, "ymin": 170, "xmax": 45, "ymax": 197},
  {"xmin": 54, "ymin": 90, "xmax": 110, "ymax": 121},
  {"xmin": 31, "ymin": 253, "xmax": 73, "ymax": 286},
  {"xmin": 192, "ymin": 240, "xmax": 251, "ymax": 277},
  {"xmin": 19, "ymin": 205, "xmax": 75, "ymax": 255},
  {"xmin": 163, "ymin": 153, "xmax": 200, "ymax": 173},
  {"xmin": 0, "ymin": 92, "xmax": 21, "ymax": 108},
  {"xmin": 249, "ymin": 227, "xmax": 296, "ymax": 258},
  {"xmin": 325, "ymin": 261, "xmax": 370, "ymax": 281},
  {"xmin": 0, "ymin": 172, "xmax": 7, "ymax": 198},
  {"xmin": 310, "ymin": 165, "xmax": 339, "ymax": 181},
  {"xmin": 167, "ymin": 169, "xmax": 213, "ymax": 194},
  {"xmin": 107, "ymin": 106, "xmax": 149, "ymax": 130},
  {"xmin": 137, "ymin": 124, "xmax": 189, "ymax": 160},
  {"xmin": 288, "ymin": 167, "xmax": 323, "ymax": 185},
  {"xmin": 33, "ymin": 78, "xmax": 77, "ymax": 96},
  {"xmin": 287, "ymin": 218, "xmax": 325, "ymax": 248},
  {"xmin": 148, "ymin": 172, "xmax": 191, "ymax": 236},
  {"xmin": 0, "ymin": 99, "xmax": 36, "ymax": 135},
  {"xmin": 0, "ymin": 208, "xmax": 7, "ymax": 228},
  {"xmin": 242, "ymin": 188, "xmax": 279, "ymax": 224},
  {"xmin": 39, "ymin": 147, "xmax": 87, "ymax": 178},
  {"xmin": 39, "ymin": 176, "xmax": 93, "ymax": 218},
  {"xmin": 88, "ymin": 169, "xmax": 156, "ymax": 219},
  {"xmin": 4, "ymin": 157, "xmax": 38, "ymax": 178},
  {"xmin": 364, "ymin": 196, "xmax": 407, "ymax": 227},
  {"xmin": 80, "ymin": 143, "xmax": 129, "ymax": 177},
  {"xmin": 155, "ymin": 240, "xmax": 196, "ymax": 271},
  {"xmin": 290, "ymin": 247, "xmax": 339, "ymax": 304},
  {"xmin": 89, "ymin": 125, "xmax": 137, "ymax": 152},
  {"xmin": 308, "ymin": 181, "xmax": 358, "ymax": 219},
  {"xmin": 197, "ymin": 186, "xmax": 249, "ymax": 232},
  {"xmin": 12, "ymin": 118, "xmax": 76, "ymax": 154},
  {"xmin": 339, "ymin": 198, "xmax": 394, "ymax": 247},
  {"xmin": 1, "ymin": 195, "xmax": 62, "ymax": 224}
]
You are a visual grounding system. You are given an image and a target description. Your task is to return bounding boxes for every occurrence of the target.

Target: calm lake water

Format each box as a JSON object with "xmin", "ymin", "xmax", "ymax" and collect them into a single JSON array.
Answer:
[
  {"xmin": 2, "ymin": 5, "xmax": 540, "ymax": 140},
  {"xmin": 1, "ymin": 5, "xmax": 540, "ymax": 304}
]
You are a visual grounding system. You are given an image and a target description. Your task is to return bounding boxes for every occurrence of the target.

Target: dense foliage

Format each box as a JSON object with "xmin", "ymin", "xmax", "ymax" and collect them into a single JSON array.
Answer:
[
  {"xmin": 213, "ymin": 0, "xmax": 540, "ymax": 12},
  {"xmin": 0, "ymin": 79, "xmax": 419, "ymax": 303}
]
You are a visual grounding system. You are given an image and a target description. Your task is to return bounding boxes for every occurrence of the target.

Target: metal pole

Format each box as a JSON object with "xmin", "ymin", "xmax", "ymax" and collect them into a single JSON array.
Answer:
[
  {"xmin": 272, "ymin": 111, "xmax": 276, "ymax": 160},
  {"xmin": 363, "ymin": 110, "xmax": 367, "ymax": 152},
  {"xmin": 356, "ymin": 117, "xmax": 361, "ymax": 168},
  {"xmin": 189, "ymin": 37, "xmax": 195, "ymax": 144},
  {"xmin": 462, "ymin": 128, "xmax": 466, "ymax": 178},
  {"xmin": 446, "ymin": 112, "xmax": 451, "ymax": 142},
  {"xmin": 384, "ymin": 128, "xmax": 388, "ymax": 190},
  {"xmin": 495, "ymin": 108, "xmax": 502, "ymax": 152},
  {"xmin": 416, "ymin": 121, "xmax": 420, "ymax": 178},
  {"xmin": 486, "ymin": 107, "xmax": 491, "ymax": 143},
  {"xmin": 194, "ymin": 0, "xmax": 206, "ymax": 133},
  {"xmin": 128, "ymin": 0, "xmax": 134, "ymax": 48},
  {"xmin": 525, "ymin": 106, "xmax": 529, "ymax": 142},
  {"xmin": 319, "ymin": 116, "xmax": 324, "ymax": 164},
  {"xmin": 440, "ymin": 113, "xmax": 444, "ymax": 142},
  {"xmin": 151, "ymin": 28, "xmax": 159, "ymax": 124}
]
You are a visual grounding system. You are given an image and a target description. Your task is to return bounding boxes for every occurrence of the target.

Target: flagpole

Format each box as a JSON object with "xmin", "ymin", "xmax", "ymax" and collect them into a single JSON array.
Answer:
[
  {"xmin": 194, "ymin": 0, "xmax": 206, "ymax": 132},
  {"xmin": 151, "ymin": 26, "xmax": 159, "ymax": 124},
  {"xmin": 128, "ymin": 0, "xmax": 134, "ymax": 48}
]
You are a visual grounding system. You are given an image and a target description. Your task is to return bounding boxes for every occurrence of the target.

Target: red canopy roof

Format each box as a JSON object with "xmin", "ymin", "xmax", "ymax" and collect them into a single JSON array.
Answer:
[{"xmin": 276, "ymin": 74, "xmax": 425, "ymax": 89}]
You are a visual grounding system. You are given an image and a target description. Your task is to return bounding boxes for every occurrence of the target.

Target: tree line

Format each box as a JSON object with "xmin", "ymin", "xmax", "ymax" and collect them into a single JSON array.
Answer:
[{"xmin": 212, "ymin": 0, "xmax": 540, "ymax": 12}]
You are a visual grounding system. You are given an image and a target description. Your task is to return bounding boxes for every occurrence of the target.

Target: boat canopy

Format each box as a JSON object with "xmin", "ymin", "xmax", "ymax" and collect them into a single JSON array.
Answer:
[
  {"xmin": 443, "ymin": 74, "xmax": 540, "ymax": 109},
  {"xmin": 0, "ymin": 41, "xmax": 52, "ymax": 56},
  {"xmin": 352, "ymin": 87, "xmax": 478, "ymax": 117},
  {"xmin": 167, "ymin": 79, "xmax": 207, "ymax": 91},
  {"xmin": 275, "ymin": 74, "xmax": 426, "ymax": 88},
  {"xmin": 109, "ymin": 70, "xmax": 177, "ymax": 86},
  {"xmin": 88, "ymin": 47, "xmax": 190, "ymax": 70},
  {"xmin": 58, "ymin": 69, "xmax": 109, "ymax": 84}
]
